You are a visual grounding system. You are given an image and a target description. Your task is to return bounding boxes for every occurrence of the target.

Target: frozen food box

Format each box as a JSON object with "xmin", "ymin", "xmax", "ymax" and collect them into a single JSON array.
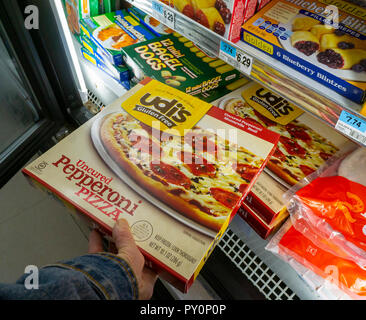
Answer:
[
  {"xmin": 80, "ymin": 10, "xmax": 157, "ymax": 66},
  {"xmin": 244, "ymin": 170, "xmax": 288, "ymax": 226},
  {"xmin": 22, "ymin": 78, "xmax": 279, "ymax": 292},
  {"xmin": 238, "ymin": 202, "xmax": 288, "ymax": 239},
  {"xmin": 127, "ymin": 7, "xmax": 176, "ymax": 37},
  {"xmin": 241, "ymin": 0, "xmax": 366, "ymax": 103},
  {"xmin": 80, "ymin": 46, "xmax": 131, "ymax": 90},
  {"xmin": 172, "ymin": 0, "xmax": 251, "ymax": 43},
  {"xmin": 122, "ymin": 32, "xmax": 246, "ymax": 102},
  {"xmin": 212, "ymin": 81, "xmax": 354, "ymax": 189}
]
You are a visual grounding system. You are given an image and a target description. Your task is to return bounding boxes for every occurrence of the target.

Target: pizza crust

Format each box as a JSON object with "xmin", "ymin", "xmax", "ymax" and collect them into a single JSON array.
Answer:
[{"xmin": 99, "ymin": 113, "xmax": 230, "ymax": 232}]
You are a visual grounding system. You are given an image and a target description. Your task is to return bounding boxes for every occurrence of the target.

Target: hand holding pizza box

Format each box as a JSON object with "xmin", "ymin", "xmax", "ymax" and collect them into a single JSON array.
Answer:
[{"xmin": 23, "ymin": 78, "xmax": 279, "ymax": 292}]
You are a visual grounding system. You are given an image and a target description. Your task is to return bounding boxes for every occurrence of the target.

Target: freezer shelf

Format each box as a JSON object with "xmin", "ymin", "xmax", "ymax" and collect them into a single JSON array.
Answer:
[{"xmin": 125, "ymin": 0, "xmax": 366, "ymax": 147}]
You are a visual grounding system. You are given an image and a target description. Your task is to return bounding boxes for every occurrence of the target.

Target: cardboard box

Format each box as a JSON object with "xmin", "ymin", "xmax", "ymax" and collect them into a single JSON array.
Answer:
[
  {"xmin": 241, "ymin": 0, "xmax": 366, "ymax": 103},
  {"xmin": 212, "ymin": 81, "xmax": 354, "ymax": 188},
  {"xmin": 80, "ymin": 46, "xmax": 131, "ymax": 90},
  {"xmin": 172, "ymin": 0, "xmax": 247, "ymax": 43},
  {"xmin": 22, "ymin": 78, "xmax": 279, "ymax": 292},
  {"xmin": 122, "ymin": 32, "xmax": 246, "ymax": 102},
  {"xmin": 238, "ymin": 202, "xmax": 288, "ymax": 239},
  {"xmin": 127, "ymin": 7, "xmax": 176, "ymax": 37},
  {"xmin": 244, "ymin": 170, "xmax": 288, "ymax": 225},
  {"xmin": 243, "ymin": 0, "xmax": 259, "ymax": 23},
  {"xmin": 80, "ymin": 10, "xmax": 157, "ymax": 66}
]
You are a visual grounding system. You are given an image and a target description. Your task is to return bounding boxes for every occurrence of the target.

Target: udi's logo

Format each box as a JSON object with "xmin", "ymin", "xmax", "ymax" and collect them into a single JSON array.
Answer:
[
  {"xmin": 254, "ymin": 88, "xmax": 294, "ymax": 117},
  {"xmin": 133, "ymin": 93, "xmax": 192, "ymax": 128}
]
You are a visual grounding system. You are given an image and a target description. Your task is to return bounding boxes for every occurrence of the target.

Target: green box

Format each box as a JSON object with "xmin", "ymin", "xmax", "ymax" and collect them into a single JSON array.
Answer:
[{"xmin": 122, "ymin": 33, "xmax": 245, "ymax": 102}]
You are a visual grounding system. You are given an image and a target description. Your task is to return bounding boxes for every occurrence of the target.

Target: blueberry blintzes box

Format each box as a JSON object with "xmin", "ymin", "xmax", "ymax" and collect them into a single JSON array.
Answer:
[{"xmin": 241, "ymin": 0, "xmax": 366, "ymax": 103}]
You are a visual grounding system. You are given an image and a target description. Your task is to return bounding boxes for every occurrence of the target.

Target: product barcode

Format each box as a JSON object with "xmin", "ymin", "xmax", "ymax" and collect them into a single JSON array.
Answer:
[{"xmin": 348, "ymin": 129, "xmax": 366, "ymax": 144}]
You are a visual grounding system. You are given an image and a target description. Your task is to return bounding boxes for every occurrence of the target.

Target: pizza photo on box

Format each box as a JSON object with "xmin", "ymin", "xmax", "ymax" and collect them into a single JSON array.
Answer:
[
  {"xmin": 91, "ymin": 79, "xmax": 277, "ymax": 235},
  {"xmin": 213, "ymin": 81, "xmax": 354, "ymax": 187}
]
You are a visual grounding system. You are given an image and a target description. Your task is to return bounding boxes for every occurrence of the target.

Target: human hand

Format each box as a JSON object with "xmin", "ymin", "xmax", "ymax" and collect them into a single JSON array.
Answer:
[{"xmin": 88, "ymin": 219, "xmax": 158, "ymax": 300}]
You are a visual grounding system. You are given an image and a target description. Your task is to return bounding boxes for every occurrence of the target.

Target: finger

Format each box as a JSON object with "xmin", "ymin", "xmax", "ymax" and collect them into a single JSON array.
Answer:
[
  {"xmin": 112, "ymin": 219, "xmax": 144, "ymax": 270},
  {"xmin": 139, "ymin": 267, "xmax": 159, "ymax": 300},
  {"xmin": 88, "ymin": 229, "xmax": 104, "ymax": 253}
]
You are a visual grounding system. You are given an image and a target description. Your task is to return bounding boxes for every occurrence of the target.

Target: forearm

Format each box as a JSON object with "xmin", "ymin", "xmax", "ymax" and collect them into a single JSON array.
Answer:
[{"xmin": 0, "ymin": 253, "xmax": 139, "ymax": 300}]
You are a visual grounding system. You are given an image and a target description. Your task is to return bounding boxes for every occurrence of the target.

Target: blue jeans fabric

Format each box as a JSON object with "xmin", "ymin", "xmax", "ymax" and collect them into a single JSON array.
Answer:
[{"xmin": 0, "ymin": 253, "xmax": 139, "ymax": 300}]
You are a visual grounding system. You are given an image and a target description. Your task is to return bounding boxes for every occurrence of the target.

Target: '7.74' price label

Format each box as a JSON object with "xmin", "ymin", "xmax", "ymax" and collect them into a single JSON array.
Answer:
[
  {"xmin": 151, "ymin": 0, "xmax": 176, "ymax": 29},
  {"xmin": 335, "ymin": 110, "xmax": 366, "ymax": 145},
  {"xmin": 219, "ymin": 40, "xmax": 253, "ymax": 76}
]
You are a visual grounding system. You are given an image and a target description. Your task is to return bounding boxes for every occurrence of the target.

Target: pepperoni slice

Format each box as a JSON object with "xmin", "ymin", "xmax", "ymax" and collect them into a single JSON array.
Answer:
[
  {"xmin": 150, "ymin": 162, "xmax": 191, "ymax": 189},
  {"xmin": 285, "ymin": 123, "xmax": 312, "ymax": 144},
  {"xmin": 253, "ymin": 110, "xmax": 276, "ymax": 127},
  {"xmin": 184, "ymin": 132, "xmax": 218, "ymax": 156},
  {"xmin": 239, "ymin": 184, "xmax": 248, "ymax": 193},
  {"xmin": 279, "ymin": 136, "xmax": 306, "ymax": 158},
  {"xmin": 129, "ymin": 133, "xmax": 162, "ymax": 158},
  {"xmin": 299, "ymin": 164, "xmax": 315, "ymax": 176},
  {"xmin": 178, "ymin": 152, "xmax": 216, "ymax": 177},
  {"xmin": 272, "ymin": 147, "xmax": 286, "ymax": 161},
  {"xmin": 233, "ymin": 163, "xmax": 258, "ymax": 181},
  {"xmin": 319, "ymin": 151, "xmax": 333, "ymax": 161},
  {"xmin": 210, "ymin": 188, "xmax": 240, "ymax": 209}
]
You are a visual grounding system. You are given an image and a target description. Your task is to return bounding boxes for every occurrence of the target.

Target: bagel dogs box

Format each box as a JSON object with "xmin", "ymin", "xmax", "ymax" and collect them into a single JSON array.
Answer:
[
  {"xmin": 241, "ymin": 0, "xmax": 366, "ymax": 103},
  {"xmin": 22, "ymin": 78, "xmax": 279, "ymax": 292},
  {"xmin": 122, "ymin": 32, "xmax": 246, "ymax": 102}
]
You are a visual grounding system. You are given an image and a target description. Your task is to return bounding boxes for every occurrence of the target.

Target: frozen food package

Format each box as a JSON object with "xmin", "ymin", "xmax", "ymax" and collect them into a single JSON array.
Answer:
[
  {"xmin": 22, "ymin": 78, "xmax": 279, "ymax": 292},
  {"xmin": 241, "ymin": 0, "xmax": 366, "ymax": 103},
  {"xmin": 285, "ymin": 146, "xmax": 366, "ymax": 269},
  {"xmin": 266, "ymin": 219, "xmax": 365, "ymax": 299}
]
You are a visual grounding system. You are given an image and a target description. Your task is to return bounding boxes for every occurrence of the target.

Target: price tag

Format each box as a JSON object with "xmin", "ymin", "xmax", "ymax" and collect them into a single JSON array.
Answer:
[
  {"xmin": 151, "ymin": 0, "xmax": 176, "ymax": 29},
  {"xmin": 219, "ymin": 40, "xmax": 253, "ymax": 76},
  {"xmin": 335, "ymin": 110, "xmax": 366, "ymax": 145}
]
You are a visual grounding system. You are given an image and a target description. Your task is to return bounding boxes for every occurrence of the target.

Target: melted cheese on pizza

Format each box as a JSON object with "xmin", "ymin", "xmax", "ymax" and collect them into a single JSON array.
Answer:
[
  {"xmin": 111, "ymin": 112, "xmax": 264, "ymax": 217},
  {"xmin": 226, "ymin": 99, "xmax": 339, "ymax": 184}
]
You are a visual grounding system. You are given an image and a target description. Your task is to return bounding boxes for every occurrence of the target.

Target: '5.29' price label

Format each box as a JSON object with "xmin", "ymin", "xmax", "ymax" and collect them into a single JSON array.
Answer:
[
  {"xmin": 219, "ymin": 40, "xmax": 253, "ymax": 76},
  {"xmin": 151, "ymin": 0, "xmax": 176, "ymax": 29}
]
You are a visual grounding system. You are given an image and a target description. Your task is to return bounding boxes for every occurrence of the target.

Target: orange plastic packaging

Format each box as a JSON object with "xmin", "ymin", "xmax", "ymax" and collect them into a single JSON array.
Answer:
[
  {"xmin": 291, "ymin": 176, "xmax": 366, "ymax": 267},
  {"xmin": 278, "ymin": 224, "xmax": 366, "ymax": 298}
]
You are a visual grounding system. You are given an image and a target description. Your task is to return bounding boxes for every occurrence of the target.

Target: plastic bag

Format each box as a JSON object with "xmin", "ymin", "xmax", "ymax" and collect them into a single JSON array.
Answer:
[
  {"xmin": 266, "ymin": 220, "xmax": 366, "ymax": 299},
  {"xmin": 285, "ymin": 147, "xmax": 366, "ymax": 269}
]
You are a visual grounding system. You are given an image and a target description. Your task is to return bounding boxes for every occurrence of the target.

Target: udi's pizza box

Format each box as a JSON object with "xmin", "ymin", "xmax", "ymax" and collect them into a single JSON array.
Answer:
[
  {"xmin": 122, "ymin": 32, "xmax": 247, "ymax": 102},
  {"xmin": 80, "ymin": 10, "xmax": 157, "ymax": 66},
  {"xmin": 212, "ymin": 81, "xmax": 355, "ymax": 189},
  {"xmin": 22, "ymin": 78, "xmax": 279, "ymax": 292},
  {"xmin": 238, "ymin": 202, "xmax": 288, "ymax": 239},
  {"xmin": 241, "ymin": 0, "xmax": 366, "ymax": 103},
  {"xmin": 172, "ymin": 0, "xmax": 252, "ymax": 43},
  {"xmin": 244, "ymin": 170, "xmax": 288, "ymax": 226}
]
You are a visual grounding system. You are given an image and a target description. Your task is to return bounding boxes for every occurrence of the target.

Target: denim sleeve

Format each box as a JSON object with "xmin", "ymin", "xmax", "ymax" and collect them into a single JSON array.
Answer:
[{"xmin": 0, "ymin": 253, "xmax": 139, "ymax": 300}]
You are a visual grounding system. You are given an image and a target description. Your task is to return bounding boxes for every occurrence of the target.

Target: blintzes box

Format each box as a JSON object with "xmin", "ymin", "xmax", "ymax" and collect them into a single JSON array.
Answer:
[
  {"xmin": 22, "ymin": 78, "xmax": 278, "ymax": 292},
  {"xmin": 241, "ymin": 0, "xmax": 366, "ymax": 103}
]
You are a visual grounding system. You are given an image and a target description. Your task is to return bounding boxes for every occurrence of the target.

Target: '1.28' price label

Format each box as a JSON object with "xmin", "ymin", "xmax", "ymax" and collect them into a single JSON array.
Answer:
[
  {"xmin": 219, "ymin": 40, "xmax": 253, "ymax": 76},
  {"xmin": 335, "ymin": 110, "xmax": 366, "ymax": 145},
  {"xmin": 151, "ymin": 0, "xmax": 176, "ymax": 29}
]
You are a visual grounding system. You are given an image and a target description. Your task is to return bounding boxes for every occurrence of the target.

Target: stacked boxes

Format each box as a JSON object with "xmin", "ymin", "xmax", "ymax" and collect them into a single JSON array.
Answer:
[{"xmin": 122, "ymin": 32, "xmax": 247, "ymax": 102}]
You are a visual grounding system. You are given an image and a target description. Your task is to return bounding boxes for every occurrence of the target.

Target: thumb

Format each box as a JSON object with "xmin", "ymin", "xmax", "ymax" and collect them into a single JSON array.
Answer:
[{"xmin": 112, "ymin": 219, "xmax": 144, "ymax": 271}]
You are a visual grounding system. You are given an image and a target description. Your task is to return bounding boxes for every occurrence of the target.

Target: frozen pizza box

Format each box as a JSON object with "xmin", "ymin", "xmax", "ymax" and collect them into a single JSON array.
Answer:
[
  {"xmin": 22, "ymin": 78, "xmax": 279, "ymax": 292},
  {"xmin": 172, "ymin": 0, "xmax": 250, "ymax": 43},
  {"xmin": 122, "ymin": 32, "xmax": 246, "ymax": 102},
  {"xmin": 241, "ymin": 0, "xmax": 366, "ymax": 103},
  {"xmin": 80, "ymin": 10, "xmax": 157, "ymax": 66},
  {"xmin": 238, "ymin": 202, "xmax": 288, "ymax": 239},
  {"xmin": 244, "ymin": 170, "xmax": 288, "ymax": 226},
  {"xmin": 212, "ymin": 81, "xmax": 355, "ymax": 189}
]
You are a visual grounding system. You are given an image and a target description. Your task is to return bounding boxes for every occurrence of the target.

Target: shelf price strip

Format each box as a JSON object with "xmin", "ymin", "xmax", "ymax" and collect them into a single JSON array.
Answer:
[
  {"xmin": 335, "ymin": 110, "xmax": 366, "ymax": 145},
  {"xmin": 151, "ymin": 0, "xmax": 176, "ymax": 29},
  {"xmin": 219, "ymin": 40, "xmax": 253, "ymax": 76}
]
